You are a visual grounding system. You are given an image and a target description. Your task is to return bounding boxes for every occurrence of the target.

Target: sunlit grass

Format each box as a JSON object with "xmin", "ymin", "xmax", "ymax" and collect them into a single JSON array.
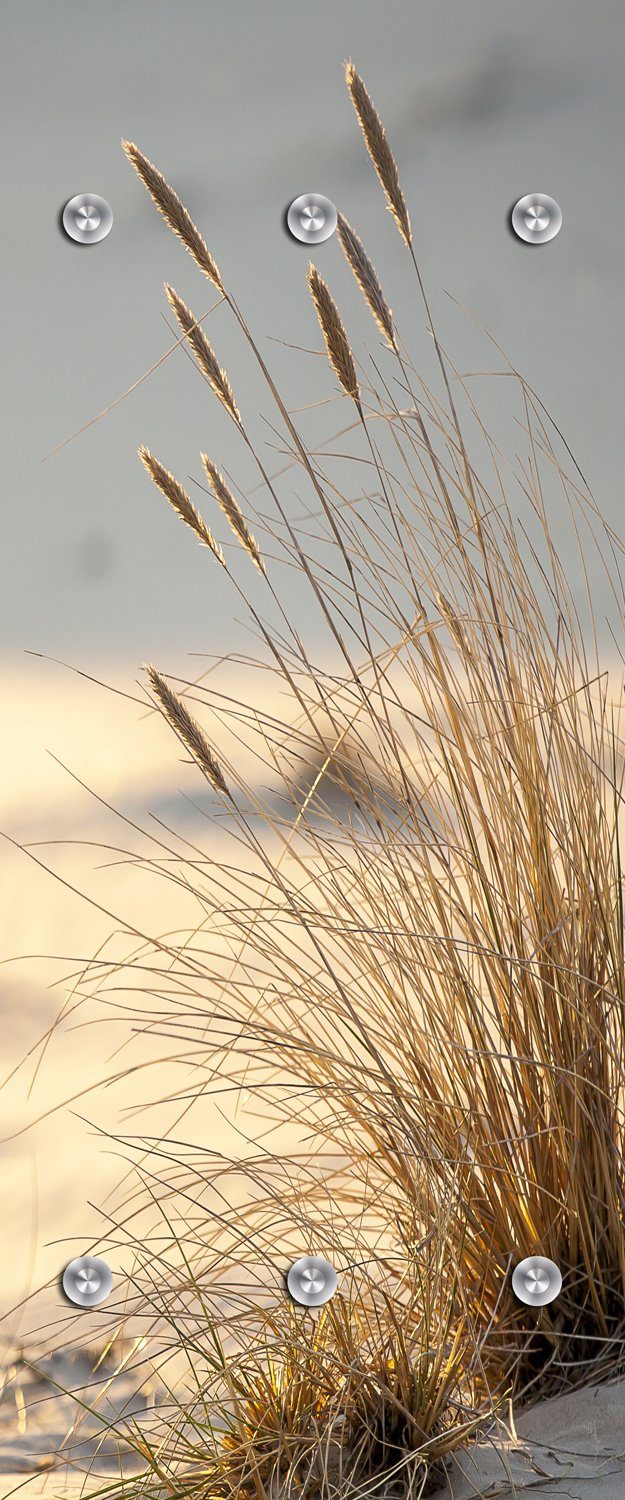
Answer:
[{"xmin": 14, "ymin": 56, "xmax": 625, "ymax": 1500}]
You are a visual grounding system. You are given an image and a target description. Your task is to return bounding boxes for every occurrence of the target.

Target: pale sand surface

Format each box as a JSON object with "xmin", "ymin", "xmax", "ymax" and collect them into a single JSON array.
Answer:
[
  {"xmin": 0, "ymin": 1341, "xmax": 159, "ymax": 1487},
  {"xmin": 430, "ymin": 1378, "xmax": 625, "ymax": 1498}
]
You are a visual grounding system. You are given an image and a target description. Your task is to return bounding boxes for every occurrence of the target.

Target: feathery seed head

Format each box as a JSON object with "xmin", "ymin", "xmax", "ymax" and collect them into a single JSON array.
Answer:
[
  {"xmin": 145, "ymin": 665, "xmax": 230, "ymax": 794},
  {"xmin": 344, "ymin": 63, "xmax": 412, "ymax": 247},
  {"xmin": 337, "ymin": 213, "xmax": 395, "ymax": 346},
  {"xmin": 139, "ymin": 446, "xmax": 226, "ymax": 567},
  {"xmin": 307, "ymin": 264, "xmax": 360, "ymax": 404},
  {"xmin": 123, "ymin": 141, "xmax": 224, "ymax": 290},
  {"xmin": 165, "ymin": 284, "xmax": 241, "ymax": 425},
  {"xmin": 201, "ymin": 455, "xmax": 265, "ymax": 574}
]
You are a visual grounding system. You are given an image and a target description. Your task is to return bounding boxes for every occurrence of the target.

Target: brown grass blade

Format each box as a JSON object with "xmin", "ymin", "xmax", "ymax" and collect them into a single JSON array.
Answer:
[
  {"xmin": 164, "ymin": 285, "xmax": 241, "ymax": 425},
  {"xmin": 139, "ymin": 447, "xmax": 226, "ymax": 567},
  {"xmin": 337, "ymin": 213, "xmax": 395, "ymax": 347},
  {"xmin": 146, "ymin": 665, "xmax": 230, "ymax": 794},
  {"xmin": 345, "ymin": 62, "xmax": 412, "ymax": 247},
  {"xmin": 123, "ymin": 141, "xmax": 224, "ymax": 290},
  {"xmin": 307, "ymin": 265, "xmax": 360, "ymax": 404},
  {"xmin": 200, "ymin": 455, "xmax": 265, "ymax": 573}
]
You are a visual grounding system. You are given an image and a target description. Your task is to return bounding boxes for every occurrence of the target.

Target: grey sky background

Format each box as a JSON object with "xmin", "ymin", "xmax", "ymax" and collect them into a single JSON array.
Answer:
[{"xmin": 2, "ymin": 0, "xmax": 624, "ymax": 667}]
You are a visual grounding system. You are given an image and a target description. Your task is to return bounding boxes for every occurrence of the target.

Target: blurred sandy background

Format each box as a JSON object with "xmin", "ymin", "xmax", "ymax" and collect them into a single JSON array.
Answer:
[{"xmin": 1, "ymin": 0, "xmax": 625, "ymax": 1381}]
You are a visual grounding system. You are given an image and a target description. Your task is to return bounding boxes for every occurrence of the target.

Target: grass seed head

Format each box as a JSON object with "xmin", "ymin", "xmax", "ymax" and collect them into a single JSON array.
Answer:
[
  {"xmin": 139, "ymin": 446, "xmax": 226, "ymax": 566},
  {"xmin": 337, "ymin": 213, "xmax": 395, "ymax": 347},
  {"xmin": 201, "ymin": 455, "xmax": 265, "ymax": 573},
  {"xmin": 146, "ymin": 664, "xmax": 229, "ymax": 794},
  {"xmin": 165, "ymin": 284, "xmax": 241, "ymax": 425},
  {"xmin": 345, "ymin": 62, "xmax": 412, "ymax": 247},
  {"xmin": 123, "ymin": 140, "xmax": 224, "ymax": 290},
  {"xmin": 307, "ymin": 264, "xmax": 360, "ymax": 404}
]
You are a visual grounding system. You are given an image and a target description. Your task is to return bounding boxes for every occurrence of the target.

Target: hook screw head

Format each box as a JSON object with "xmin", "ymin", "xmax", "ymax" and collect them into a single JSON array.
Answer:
[
  {"xmin": 287, "ymin": 1255, "xmax": 338, "ymax": 1306},
  {"xmin": 62, "ymin": 1255, "xmax": 113, "ymax": 1307},
  {"xmin": 287, "ymin": 194, "xmax": 337, "ymax": 244},
  {"xmin": 512, "ymin": 1255, "xmax": 562, "ymax": 1306},
  {"xmin": 62, "ymin": 193, "xmax": 113, "ymax": 244},
  {"xmin": 511, "ymin": 194, "xmax": 562, "ymax": 244}
]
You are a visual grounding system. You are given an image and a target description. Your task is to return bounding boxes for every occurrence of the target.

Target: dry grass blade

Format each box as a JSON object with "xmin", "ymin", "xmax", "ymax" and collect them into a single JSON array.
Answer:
[
  {"xmin": 122, "ymin": 140, "xmax": 224, "ymax": 290},
  {"xmin": 145, "ymin": 664, "xmax": 229, "ymax": 794},
  {"xmin": 307, "ymin": 264, "xmax": 360, "ymax": 404},
  {"xmin": 165, "ymin": 284, "xmax": 241, "ymax": 425},
  {"xmin": 337, "ymin": 212, "xmax": 395, "ymax": 347},
  {"xmin": 200, "ymin": 455, "xmax": 265, "ymax": 573},
  {"xmin": 345, "ymin": 62, "xmax": 412, "ymax": 247},
  {"xmin": 139, "ymin": 446, "xmax": 226, "ymax": 567}
]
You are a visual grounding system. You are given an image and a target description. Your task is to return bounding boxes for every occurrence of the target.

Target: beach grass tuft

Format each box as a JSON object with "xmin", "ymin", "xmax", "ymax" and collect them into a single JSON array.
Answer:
[{"xmin": 59, "ymin": 58, "xmax": 625, "ymax": 1500}]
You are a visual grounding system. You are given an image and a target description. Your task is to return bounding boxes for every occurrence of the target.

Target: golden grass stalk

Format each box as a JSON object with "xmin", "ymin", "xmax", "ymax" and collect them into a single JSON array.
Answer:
[
  {"xmin": 146, "ymin": 664, "xmax": 230, "ymax": 794},
  {"xmin": 122, "ymin": 140, "xmax": 224, "ymax": 290},
  {"xmin": 200, "ymin": 455, "xmax": 265, "ymax": 573},
  {"xmin": 164, "ymin": 284, "xmax": 241, "ymax": 425},
  {"xmin": 337, "ymin": 211, "xmax": 395, "ymax": 347},
  {"xmin": 139, "ymin": 446, "xmax": 226, "ymax": 566},
  {"xmin": 307, "ymin": 264, "xmax": 360, "ymax": 404},
  {"xmin": 345, "ymin": 61, "xmax": 412, "ymax": 247}
]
